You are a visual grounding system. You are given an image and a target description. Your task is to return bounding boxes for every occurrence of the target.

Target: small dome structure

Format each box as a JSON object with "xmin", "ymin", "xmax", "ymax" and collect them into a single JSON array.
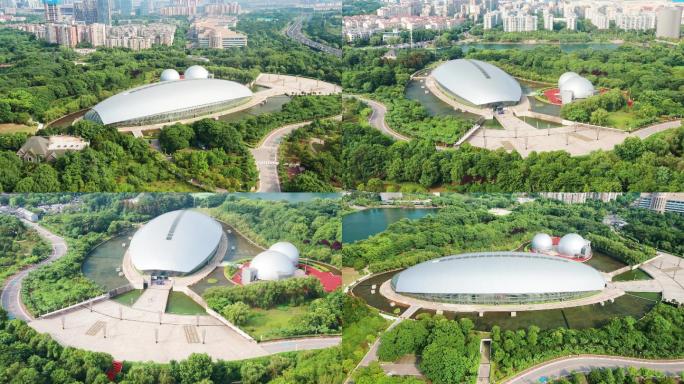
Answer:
[
  {"xmin": 531, "ymin": 233, "xmax": 553, "ymax": 252},
  {"xmin": 269, "ymin": 242, "xmax": 299, "ymax": 266},
  {"xmin": 558, "ymin": 72, "xmax": 580, "ymax": 88},
  {"xmin": 250, "ymin": 250, "xmax": 296, "ymax": 281},
  {"xmin": 558, "ymin": 233, "xmax": 589, "ymax": 257},
  {"xmin": 184, "ymin": 65, "xmax": 209, "ymax": 80},
  {"xmin": 560, "ymin": 76, "xmax": 595, "ymax": 100},
  {"xmin": 160, "ymin": 69, "xmax": 180, "ymax": 81}
]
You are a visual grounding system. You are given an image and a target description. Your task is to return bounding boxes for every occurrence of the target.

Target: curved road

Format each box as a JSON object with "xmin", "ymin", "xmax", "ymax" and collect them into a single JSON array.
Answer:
[
  {"xmin": 351, "ymin": 96, "xmax": 410, "ymax": 141},
  {"xmin": 1, "ymin": 218, "xmax": 67, "ymax": 321},
  {"xmin": 504, "ymin": 355, "xmax": 684, "ymax": 384},
  {"xmin": 251, "ymin": 121, "xmax": 313, "ymax": 193},
  {"xmin": 285, "ymin": 17, "xmax": 342, "ymax": 57}
]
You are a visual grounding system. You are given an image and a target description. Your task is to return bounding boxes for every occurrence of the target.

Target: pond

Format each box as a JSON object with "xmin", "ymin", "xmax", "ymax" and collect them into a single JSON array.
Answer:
[
  {"xmin": 585, "ymin": 251, "xmax": 628, "ymax": 273},
  {"xmin": 342, "ymin": 208, "xmax": 439, "ymax": 243},
  {"xmin": 221, "ymin": 223, "xmax": 264, "ymax": 262},
  {"xmin": 412, "ymin": 292, "xmax": 658, "ymax": 331},
  {"xmin": 82, "ymin": 232, "xmax": 131, "ymax": 291},
  {"xmin": 226, "ymin": 192, "xmax": 342, "ymax": 203},
  {"xmin": 47, "ymin": 109, "xmax": 88, "ymax": 129},
  {"xmin": 218, "ymin": 95, "xmax": 291, "ymax": 123},
  {"xmin": 613, "ymin": 268, "xmax": 652, "ymax": 282},
  {"xmin": 518, "ymin": 115, "xmax": 562, "ymax": 129},
  {"xmin": 351, "ymin": 270, "xmax": 408, "ymax": 316},
  {"xmin": 404, "ymin": 79, "xmax": 502, "ymax": 128}
]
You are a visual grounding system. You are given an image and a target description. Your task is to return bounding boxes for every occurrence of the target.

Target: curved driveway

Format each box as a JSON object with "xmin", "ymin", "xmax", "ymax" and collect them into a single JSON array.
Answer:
[
  {"xmin": 504, "ymin": 355, "xmax": 684, "ymax": 384},
  {"xmin": 351, "ymin": 96, "xmax": 410, "ymax": 141},
  {"xmin": 1, "ymin": 219, "xmax": 67, "ymax": 321}
]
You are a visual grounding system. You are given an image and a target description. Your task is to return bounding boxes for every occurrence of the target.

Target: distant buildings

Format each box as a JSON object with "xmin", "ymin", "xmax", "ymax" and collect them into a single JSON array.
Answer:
[
  {"xmin": 343, "ymin": 14, "xmax": 463, "ymax": 42},
  {"xmin": 615, "ymin": 12, "xmax": 656, "ymax": 31},
  {"xmin": 95, "ymin": 0, "xmax": 110, "ymax": 25},
  {"xmin": 539, "ymin": 192, "xmax": 622, "ymax": 204},
  {"xmin": 8, "ymin": 22, "xmax": 175, "ymax": 49},
  {"xmin": 638, "ymin": 193, "xmax": 684, "ymax": 214},
  {"xmin": 656, "ymin": 7, "xmax": 682, "ymax": 39},
  {"xmin": 502, "ymin": 14, "xmax": 537, "ymax": 32},
  {"xmin": 190, "ymin": 17, "xmax": 247, "ymax": 48},
  {"xmin": 17, "ymin": 136, "xmax": 89, "ymax": 162},
  {"xmin": 43, "ymin": 0, "xmax": 60, "ymax": 22}
]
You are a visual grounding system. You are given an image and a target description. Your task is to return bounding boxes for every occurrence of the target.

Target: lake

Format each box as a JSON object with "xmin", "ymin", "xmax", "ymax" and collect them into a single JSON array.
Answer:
[{"xmin": 342, "ymin": 208, "xmax": 439, "ymax": 243}]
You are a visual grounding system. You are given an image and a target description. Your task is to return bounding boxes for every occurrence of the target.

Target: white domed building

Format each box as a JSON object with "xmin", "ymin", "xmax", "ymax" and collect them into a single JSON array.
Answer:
[
  {"xmin": 529, "ymin": 232, "xmax": 592, "ymax": 260},
  {"xmin": 249, "ymin": 250, "xmax": 296, "ymax": 281},
  {"xmin": 184, "ymin": 65, "xmax": 210, "ymax": 80},
  {"xmin": 269, "ymin": 242, "xmax": 299, "ymax": 266},
  {"xmin": 531, "ymin": 233, "xmax": 553, "ymax": 252},
  {"xmin": 85, "ymin": 65, "xmax": 252, "ymax": 127},
  {"xmin": 558, "ymin": 72, "xmax": 595, "ymax": 104},
  {"xmin": 128, "ymin": 210, "xmax": 224, "ymax": 276},
  {"xmin": 160, "ymin": 69, "xmax": 180, "ymax": 81},
  {"xmin": 242, "ymin": 242, "xmax": 304, "ymax": 283}
]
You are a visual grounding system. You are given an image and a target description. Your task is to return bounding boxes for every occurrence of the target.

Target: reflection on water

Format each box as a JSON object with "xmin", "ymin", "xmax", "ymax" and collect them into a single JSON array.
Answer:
[
  {"xmin": 351, "ymin": 270, "xmax": 408, "ymax": 315},
  {"xmin": 585, "ymin": 251, "xmax": 627, "ymax": 272},
  {"xmin": 82, "ymin": 232, "xmax": 131, "ymax": 291},
  {"xmin": 83, "ymin": 222, "xmax": 264, "ymax": 290},
  {"xmin": 413, "ymin": 293, "xmax": 658, "ymax": 331},
  {"xmin": 343, "ymin": 208, "xmax": 438, "ymax": 243},
  {"xmin": 221, "ymin": 223, "xmax": 263, "ymax": 262},
  {"xmin": 218, "ymin": 95, "xmax": 291, "ymax": 123}
]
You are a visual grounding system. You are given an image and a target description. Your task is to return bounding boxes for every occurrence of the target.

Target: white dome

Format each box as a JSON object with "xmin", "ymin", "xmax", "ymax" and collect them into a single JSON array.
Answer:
[
  {"xmin": 250, "ymin": 250, "xmax": 296, "ymax": 281},
  {"xmin": 558, "ymin": 72, "xmax": 579, "ymax": 88},
  {"xmin": 560, "ymin": 76, "xmax": 595, "ymax": 99},
  {"xmin": 160, "ymin": 69, "xmax": 180, "ymax": 81},
  {"xmin": 558, "ymin": 233, "xmax": 588, "ymax": 257},
  {"xmin": 269, "ymin": 242, "xmax": 299, "ymax": 266},
  {"xmin": 184, "ymin": 65, "xmax": 209, "ymax": 80},
  {"xmin": 531, "ymin": 233, "xmax": 553, "ymax": 252}
]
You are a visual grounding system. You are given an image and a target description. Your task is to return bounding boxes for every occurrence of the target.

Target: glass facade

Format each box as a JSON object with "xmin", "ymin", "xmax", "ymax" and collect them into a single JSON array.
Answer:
[
  {"xmin": 391, "ymin": 275, "xmax": 598, "ymax": 305},
  {"xmin": 85, "ymin": 96, "xmax": 251, "ymax": 128}
]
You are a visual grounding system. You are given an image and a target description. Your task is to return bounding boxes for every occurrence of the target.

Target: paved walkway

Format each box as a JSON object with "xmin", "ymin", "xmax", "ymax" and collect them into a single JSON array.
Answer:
[
  {"xmin": 641, "ymin": 252, "xmax": 684, "ymax": 304},
  {"xmin": 117, "ymin": 74, "xmax": 341, "ymax": 133},
  {"xmin": 504, "ymin": 355, "xmax": 684, "ymax": 384},
  {"xmin": 29, "ymin": 299, "xmax": 341, "ymax": 362},
  {"xmin": 251, "ymin": 121, "xmax": 313, "ymax": 193},
  {"xmin": 351, "ymin": 96, "xmax": 410, "ymax": 142},
  {"xmin": 468, "ymin": 114, "xmax": 681, "ymax": 157},
  {"xmin": 1, "ymin": 218, "xmax": 68, "ymax": 321},
  {"xmin": 132, "ymin": 287, "xmax": 170, "ymax": 314}
]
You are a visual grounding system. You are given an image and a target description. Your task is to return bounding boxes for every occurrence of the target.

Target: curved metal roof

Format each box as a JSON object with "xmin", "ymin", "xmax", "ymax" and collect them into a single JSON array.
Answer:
[
  {"xmin": 431, "ymin": 59, "xmax": 522, "ymax": 106},
  {"xmin": 531, "ymin": 233, "xmax": 553, "ymax": 252},
  {"xmin": 392, "ymin": 252, "xmax": 605, "ymax": 295},
  {"xmin": 88, "ymin": 78, "xmax": 253, "ymax": 125},
  {"xmin": 130, "ymin": 209, "xmax": 223, "ymax": 274}
]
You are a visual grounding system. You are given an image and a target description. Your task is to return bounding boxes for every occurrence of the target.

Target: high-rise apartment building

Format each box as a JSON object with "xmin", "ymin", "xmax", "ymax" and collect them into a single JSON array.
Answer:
[
  {"xmin": 43, "ymin": 0, "xmax": 61, "ymax": 22},
  {"xmin": 637, "ymin": 193, "xmax": 684, "ymax": 214},
  {"xmin": 96, "ymin": 0, "xmax": 111, "ymax": 25},
  {"xmin": 656, "ymin": 7, "xmax": 682, "ymax": 39},
  {"xmin": 503, "ymin": 14, "xmax": 537, "ymax": 32}
]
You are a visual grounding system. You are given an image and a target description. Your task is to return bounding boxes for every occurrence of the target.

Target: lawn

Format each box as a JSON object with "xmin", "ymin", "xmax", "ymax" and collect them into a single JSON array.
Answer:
[
  {"xmin": 613, "ymin": 268, "xmax": 652, "ymax": 282},
  {"xmin": 342, "ymin": 267, "xmax": 361, "ymax": 287},
  {"xmin": 165, "ymin": 291, "xmax": 206, "ymax": 315},
  {"xmin": 606, "ymin": 110, "xmax": 637, "ymax": 131},
  {"xmin": 111, "ymin": 289, "xmax": 143, "ymax": 306},
  {"xmin": 0, "ymin": 123, "xmax": 36, "ymax": 134},
  {"xmin": 242, "ymin": 304, "xmax": 308, "ymax": 341}
]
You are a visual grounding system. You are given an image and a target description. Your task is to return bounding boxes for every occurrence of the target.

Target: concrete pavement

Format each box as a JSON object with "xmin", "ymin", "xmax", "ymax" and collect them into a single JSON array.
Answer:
[
  {"xmin": 29, "ymin": 298, "xmax": 342, "ymax": 362},
  {"xmin": 504, "ymin": 355, "xmax": 684, "ymax": 384},
  {"xmin": 641, "ymin": 252, "xmax": 684, "ymax": 304},
  {"xmin": 251, "ymin": 121, "xmax": 313, "ymax": 193},
  {"xmin": 1, "ymin": 218, "xmax": 68, "ymax": 321},
  {"xmin": 352, "ymin": 96, "xmax": 410, "ymax": 141}
]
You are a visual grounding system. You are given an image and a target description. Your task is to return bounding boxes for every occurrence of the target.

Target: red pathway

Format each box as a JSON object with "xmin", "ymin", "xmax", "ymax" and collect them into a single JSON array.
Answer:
[{"xmin": 230, "ymin": 262, "xmax": 342, "ymax": 292}]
